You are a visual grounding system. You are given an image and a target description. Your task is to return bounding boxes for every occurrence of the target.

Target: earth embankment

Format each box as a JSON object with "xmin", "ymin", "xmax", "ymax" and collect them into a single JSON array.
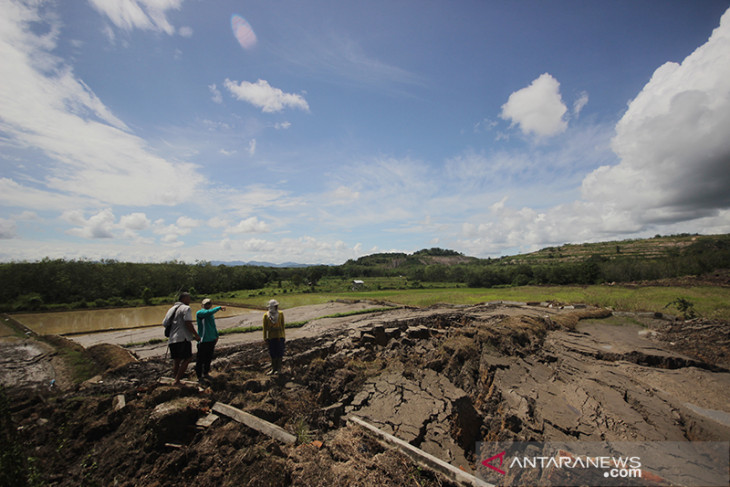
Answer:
[{"xmin": 2, "ymin": 301, "xmax": 729, "ymax": 486}]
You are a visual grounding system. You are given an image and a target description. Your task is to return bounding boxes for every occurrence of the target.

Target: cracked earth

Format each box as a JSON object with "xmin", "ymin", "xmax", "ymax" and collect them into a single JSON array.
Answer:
[{"xmin": 2, "ymin": 301, "xmax": 729, "ymax": 485}]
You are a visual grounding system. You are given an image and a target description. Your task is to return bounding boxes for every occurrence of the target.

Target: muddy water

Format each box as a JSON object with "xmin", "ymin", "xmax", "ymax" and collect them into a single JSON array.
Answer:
[{"xmin": 14, "ymin": 304, "xmax": 253, "ymax": 336}]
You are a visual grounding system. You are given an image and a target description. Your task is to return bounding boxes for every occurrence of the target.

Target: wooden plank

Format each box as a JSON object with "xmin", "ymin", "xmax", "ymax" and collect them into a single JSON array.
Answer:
[
  {"xmin": 196, "ymin": 412, "xmax": 219, "ymax": 428},
  {"xmin": 348, "ymin": 416, "xmax": 493, "ymax": 487},
  {"xmin": 212, "ymin": 402, "xmax": 296, "ymax": 445}
]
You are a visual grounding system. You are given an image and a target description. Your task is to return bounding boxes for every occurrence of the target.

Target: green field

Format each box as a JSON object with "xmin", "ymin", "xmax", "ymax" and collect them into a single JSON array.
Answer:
[{"xmin": 210, "ymin": 277, "xmax": 730, "ymax": 321}]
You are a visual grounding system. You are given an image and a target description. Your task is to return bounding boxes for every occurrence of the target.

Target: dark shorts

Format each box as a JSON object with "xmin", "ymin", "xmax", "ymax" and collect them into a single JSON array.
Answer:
[{"xmin": 169, "ymin": 340, "xmax": 192, "ymax": 360}]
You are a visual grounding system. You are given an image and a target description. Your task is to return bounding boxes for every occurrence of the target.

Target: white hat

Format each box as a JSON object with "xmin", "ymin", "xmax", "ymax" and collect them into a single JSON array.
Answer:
[
  {"xmin": 202, "ymin": 298, "xmax": 212, "ymax": 306},
  {"xmin": 267, "ymin": 299, "xmax": 279, "ymax": 308}
]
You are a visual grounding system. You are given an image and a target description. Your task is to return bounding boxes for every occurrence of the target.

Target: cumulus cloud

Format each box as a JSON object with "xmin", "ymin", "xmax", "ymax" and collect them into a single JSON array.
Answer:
[
  {"xmin": 583, "ymin": 8, "xmax": 730, "ymax": 226},
  {"xmin": 224, "ymin": 217, "xmax": 269, "ymax": 235},
  {"xmin": 223, "ymin": 79, "xmax": 310, "ymax": 113},
  {"xmin": 500, "ymin": 73, "xmax": 568, "ymax": 137},
  {"xmin": 119, "ymin": 212, "xmax": 150, "ymax": 231},
  {"xmin": 153, "ymin": 216, "xmax": 201, "ymax": 245},
  {"xmin": 63, "ymin": 208, "xmax": 116, "ymax": 239},
  {"xmin": 87, "ymin": 0, "xmax": 183, "ymax": 36}
]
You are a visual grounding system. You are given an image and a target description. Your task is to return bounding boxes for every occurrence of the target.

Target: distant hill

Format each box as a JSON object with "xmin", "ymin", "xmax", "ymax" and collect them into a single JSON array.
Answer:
[
  {"xmin": 344, "ymin": 248, "xmax": 477, "ymax": 269},
  {"xmin": 502, "ymin": 233, "xmax": 730, "ymax": 266},
  {"xmin": 210, "ymin": 260, "xmax": 313, "ymax": 268},
  {"xmin": 212, "ymin": 235, "xmax": 730, "ymax": 271}
]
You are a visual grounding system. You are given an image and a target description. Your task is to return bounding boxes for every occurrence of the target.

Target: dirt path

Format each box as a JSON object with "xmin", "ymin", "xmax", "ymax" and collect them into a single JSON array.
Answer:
[{"xmin": 68, "ymin": 300, "xmax": 393, "ymax": 359}]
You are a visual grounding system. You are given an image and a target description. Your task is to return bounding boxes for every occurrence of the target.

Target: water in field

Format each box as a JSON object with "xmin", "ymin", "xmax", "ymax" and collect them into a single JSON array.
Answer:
[{"xmin": 14, "ymin": 304, "xmax": 252, "ymax": 336}]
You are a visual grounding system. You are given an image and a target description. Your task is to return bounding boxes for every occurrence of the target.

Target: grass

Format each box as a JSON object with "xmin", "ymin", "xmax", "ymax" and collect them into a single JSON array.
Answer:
[
  {"xmin": 118, "ymin": 283, "xmax": 729, "ymax": 348},
  {"xmin": 38, "ymin": 336, "xmax": 102, "ymax": 384},
  {"xmin": 214, "ymin": 282, "xmax": 730, "ymax": 321}
]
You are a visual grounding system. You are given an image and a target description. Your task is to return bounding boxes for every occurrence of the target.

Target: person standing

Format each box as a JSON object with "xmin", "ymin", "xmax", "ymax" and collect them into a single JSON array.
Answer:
[
  {"xmin": 262, "ymin": 299, "xmax": 285, "ymax": 375},
  {"xmin": 164, "ymin": 292, "xmax": 200, "ymax": 386},
  {"xmin": 195, "ymin": 298, "xmax": 224, "ymax": 382}
]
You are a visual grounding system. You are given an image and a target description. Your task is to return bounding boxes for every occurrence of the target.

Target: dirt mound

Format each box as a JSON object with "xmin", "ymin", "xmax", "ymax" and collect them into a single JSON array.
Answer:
[
  {"xmin": 87, "ymin": 343, "xmax": 138, "ymax": 370},
  {"xmin": 3, "ymin": 303, "xmax": 729, "ymax": 486}
]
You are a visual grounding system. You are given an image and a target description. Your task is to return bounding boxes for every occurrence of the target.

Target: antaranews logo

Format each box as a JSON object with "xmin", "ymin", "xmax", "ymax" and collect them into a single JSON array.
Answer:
[
  {"xmin": 481, "ymin": 451, "xmax": 506, "ymax": 475},
  {"xmin": 476, "ymin": 441, "xmax": 730, "ymax": 487},
  {"xmin": 481, "ymin": 449, "xmax": 642, "ymax": 480}
]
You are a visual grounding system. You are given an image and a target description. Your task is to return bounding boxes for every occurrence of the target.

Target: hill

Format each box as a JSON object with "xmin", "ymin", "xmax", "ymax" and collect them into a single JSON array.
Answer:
[
  {"xmin": 345, "ymin": 235, "xmax": 730, "ymax": 270},
  {"xmin": 504, "ymin": 233, "xmax": 730, "ymax": 265},
  {"xmin": 344, "ymin": 248, "xmax": 476, "ymax": 268}
]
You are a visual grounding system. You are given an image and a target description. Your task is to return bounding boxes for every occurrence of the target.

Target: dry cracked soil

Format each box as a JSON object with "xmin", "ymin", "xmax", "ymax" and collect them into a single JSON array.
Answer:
[{"xmin": 1, "ymin": 300, "xmax": 729, "ymax": 486}]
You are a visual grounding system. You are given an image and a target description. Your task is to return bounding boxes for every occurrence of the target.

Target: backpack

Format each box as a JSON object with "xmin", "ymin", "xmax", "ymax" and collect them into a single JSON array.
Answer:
[{"xmin": 162, "ymin": 304, "xmax": 182, "ymax": 337}]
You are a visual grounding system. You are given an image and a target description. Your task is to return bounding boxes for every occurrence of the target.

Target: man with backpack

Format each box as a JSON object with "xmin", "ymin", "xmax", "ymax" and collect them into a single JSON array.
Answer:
[{"xmin": 162, "ymin": 292, "xmax": 200, "ymax": 385}]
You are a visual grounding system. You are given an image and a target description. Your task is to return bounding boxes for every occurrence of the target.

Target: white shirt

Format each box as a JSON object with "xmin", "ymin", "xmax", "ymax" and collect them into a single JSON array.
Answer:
[{"xmin": 165, "ymin": 302, "xmax": 194, "ymax": 344}]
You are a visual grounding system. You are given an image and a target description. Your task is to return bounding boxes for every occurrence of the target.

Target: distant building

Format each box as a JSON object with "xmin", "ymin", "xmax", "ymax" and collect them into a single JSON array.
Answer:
[{"xmin": 351, "ymin": 280, "xmax": 364, "ymax": 290}]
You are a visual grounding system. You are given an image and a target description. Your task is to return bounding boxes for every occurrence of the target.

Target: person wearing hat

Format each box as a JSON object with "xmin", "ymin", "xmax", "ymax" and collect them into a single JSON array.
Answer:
[
  {"xmin": 164, "ymin": 292, "xmax": 200, "ymax": 385},
  {"xmin": 195, "ymin": 298, "xmax": 225, "ymax": 382},
  {"xmin": 263, "ymin": 299, "xmax": 285, "ymax": 374}
]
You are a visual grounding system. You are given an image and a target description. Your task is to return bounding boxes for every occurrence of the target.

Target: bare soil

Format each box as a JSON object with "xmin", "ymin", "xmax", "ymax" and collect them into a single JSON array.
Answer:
[{"xmin": 2, "ymin": 300, "xmax": 729, "ymax": 486}]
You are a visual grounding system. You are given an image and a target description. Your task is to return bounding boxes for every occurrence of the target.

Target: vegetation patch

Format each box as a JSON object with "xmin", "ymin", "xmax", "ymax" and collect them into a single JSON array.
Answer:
[{"xmin": 38, "ymin": 335, "xmax": 103, "ymax": 384}]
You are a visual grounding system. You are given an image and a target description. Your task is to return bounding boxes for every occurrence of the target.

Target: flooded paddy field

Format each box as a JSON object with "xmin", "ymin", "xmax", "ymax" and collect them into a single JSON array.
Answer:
[{"xmin": 13, "ymin": 304, "xmax": 253, "ymax": 335}]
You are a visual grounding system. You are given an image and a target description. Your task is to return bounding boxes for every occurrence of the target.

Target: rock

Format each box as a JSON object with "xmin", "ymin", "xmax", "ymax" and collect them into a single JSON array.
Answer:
[
  {"xmin": 112, "ymin": 394, "xmax": 126, "ymax": 411},
  {"xmin": 371, "ymin": 325, "xmax": 388, "ymax": 346},
  {"xmin": 384, "ymin": 327, "xmax": 401, "ymax": 339},
  {"xmin": 359, "ymin": 333, "xmax": 376, "ymax": 346},
  {"xmin": 406, "ymin": 326, "xmax": 431, "ymax": 340},
  {"xmin": 147, "ymin": 397, "xmax": 208, "ymax": 447}
]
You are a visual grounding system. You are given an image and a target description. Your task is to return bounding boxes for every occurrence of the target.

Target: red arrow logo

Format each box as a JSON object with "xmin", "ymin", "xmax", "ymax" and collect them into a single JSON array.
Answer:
[{"xmin": 482, "ymin": 451, "xmax": 507, "ymax": 475}]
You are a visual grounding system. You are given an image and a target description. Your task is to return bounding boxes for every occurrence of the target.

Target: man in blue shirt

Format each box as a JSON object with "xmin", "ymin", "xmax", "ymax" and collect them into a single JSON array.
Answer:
[{"xmin": 195, "ymin": 298, "xmax": 225, "ymax": 382}]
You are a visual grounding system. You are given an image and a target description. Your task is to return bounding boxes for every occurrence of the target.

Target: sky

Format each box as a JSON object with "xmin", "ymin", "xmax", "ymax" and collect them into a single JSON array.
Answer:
[{"xmin": 1, "ymin": 0, "xmax": 730, "ymax": 265}]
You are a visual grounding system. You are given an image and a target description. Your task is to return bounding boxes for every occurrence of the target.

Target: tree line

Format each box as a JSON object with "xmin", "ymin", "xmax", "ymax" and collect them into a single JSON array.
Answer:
[{"xmin": 2, "ymin": 238, "xmax": 728, "ymax": 312}]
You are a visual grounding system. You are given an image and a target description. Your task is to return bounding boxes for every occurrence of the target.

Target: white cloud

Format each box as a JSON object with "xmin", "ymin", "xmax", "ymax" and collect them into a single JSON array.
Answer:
[
  {"xmin": 327, "ymin": 185, "xmax": 360, "ymax": 205},
  {"xmin": 14, "ymin": 211, "xmax": 40, "ymax": 221},
  {"xmin": 119, "ymin": 212, "xmax": 150, "ymax": 231},
  {"xmin": 0, "ymin": 2, "xmax": 202, "ymax": 208},
  {"xmin": 178, "ymin": 26, "xmax": 193, "ymax": 38},
  {"xmin": 0, "ymin": 218, "xmax": 17, "ymax": 239},
  {"xmin": 224, "ymin": 217, "xmax": 269, "ymax": 235},
  {"xmin": 248, "ymin": 139, "xmax": 257, "ymax": 156},
  {"xmin": 87, "ymin": 0, "xmax": 183, "ymax": 36},
  {"xmin": 573, "ymin": 91, "xmax": 589, "ymax": 117},
  {"xmin": 0, "ymin": 178, "xmax": 90, "ymax": 211},
  {"xmin": 208, "ymin": 83, "xmax": 222, "ymax": 104},
  {"xmin": 500, "ymin": 73, "xmax": 568, "ymax": 137},
  {"xmin": 223, "ymin": 79, "xmax": 310, "ymax": 113},
  {"xmin": 152, "ymin": 216, "xmax": 201, "ymax": 246},
  {"xmin": 583, "ymin": 8, "xmax": 730, "ymax": 226},
  {"xmin": 63, "ymin": 208, "xmax": 116, "ymax": 239},
  {"xmin": 274, "ymin": 121, "xmax": 291, "ymax": 130},
  {"xmin": 207, "ymin": 217, "xmax": 229, "ymax": 229}
]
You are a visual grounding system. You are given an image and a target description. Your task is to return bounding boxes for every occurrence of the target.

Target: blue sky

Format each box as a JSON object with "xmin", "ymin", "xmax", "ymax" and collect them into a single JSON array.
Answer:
[{"xmin": 1, "ymin": 0, "xmax": 730, "ymax": 264}]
